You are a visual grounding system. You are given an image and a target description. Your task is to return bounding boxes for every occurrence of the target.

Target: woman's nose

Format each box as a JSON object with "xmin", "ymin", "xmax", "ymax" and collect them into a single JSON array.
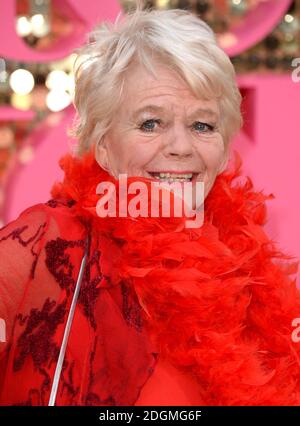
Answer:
[{"xmin": 163, "ymin": 125, "xmax": 193, "ymax": 158}]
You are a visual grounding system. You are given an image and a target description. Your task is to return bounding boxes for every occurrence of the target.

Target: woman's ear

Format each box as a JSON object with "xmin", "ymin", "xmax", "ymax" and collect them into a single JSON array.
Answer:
[{"xmin": 95, "ymin": 137, "xmax": 109, "ymax": 172}]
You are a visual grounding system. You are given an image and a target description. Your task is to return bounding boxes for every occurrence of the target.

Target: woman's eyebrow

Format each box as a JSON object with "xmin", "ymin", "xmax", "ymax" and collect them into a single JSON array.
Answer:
[
  {"xmin": 188, "ymin": 108, "xmax": 219, "ymax": 121},
  {"xmin": 131, "ymin": 105, "xmax": 166, "ymax": 120},
  {"xmin": 131, "ymin": 105, "xmax": 219, "ymax": 121}
]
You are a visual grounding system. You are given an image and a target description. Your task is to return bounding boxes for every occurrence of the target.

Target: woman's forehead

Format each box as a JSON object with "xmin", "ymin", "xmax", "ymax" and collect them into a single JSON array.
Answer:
[
  {"xmin": 124, "ymin": 61, "xmax": 188, "ymax": 90},
  {"xmin": 121, "ymin": 64, "xmax": 219, "ymax": 116}
]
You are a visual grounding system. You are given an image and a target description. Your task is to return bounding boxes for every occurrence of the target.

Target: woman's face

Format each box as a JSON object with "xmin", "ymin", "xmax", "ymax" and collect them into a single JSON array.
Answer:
[{"xmin": 96, "ymin": 63, "xmax": 228, "ymax": 201}]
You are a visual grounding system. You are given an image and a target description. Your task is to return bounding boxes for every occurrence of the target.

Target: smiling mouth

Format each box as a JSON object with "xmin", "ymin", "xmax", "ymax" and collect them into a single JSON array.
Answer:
[{"xmin": 147, "ymin": 171, "xmax": 200, "ymax": 183}]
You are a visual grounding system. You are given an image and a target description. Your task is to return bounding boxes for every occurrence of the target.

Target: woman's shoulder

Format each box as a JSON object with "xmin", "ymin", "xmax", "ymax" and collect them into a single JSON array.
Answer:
[
  {"xmin": 0, "ymin": 198, "xmax": 88, "ymax": 293},
  {"xmin": 0, "ymin": 198, "xmax": 87, "ymax": 358},
  {"xmin": 0, "ymin": 198, "xmax": 85, "ymax": 237}
]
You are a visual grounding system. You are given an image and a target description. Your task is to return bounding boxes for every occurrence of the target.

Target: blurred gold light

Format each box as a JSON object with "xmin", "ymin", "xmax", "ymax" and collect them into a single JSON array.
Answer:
[
  {"xmin": 16, "ymin": 16, "xmax": 32, "ymax": 37},
  {"xmin": 284, "ymin": 14, "xmax": 294, "ymax": 24},
  {"xmin": 46, "ymin": 70, "xmax": 69, "ymax": 91},
  {"xmin": 9, "ymin": 69, "xmax": 34, "ymax": 95},
  {"xmin": 31, "ymin": 13, "xmax": 50, "ymax": 37},
  {"xmin": 156, "ymin": 0, "xmax": 169, "ymax": 9},
  {"xmin": 46, "ymin": 90, "xmax": 71, "ymax": 112},
  {"xmin": 11, "ymin": 93, "xmax": 32, "ymax": 110}
]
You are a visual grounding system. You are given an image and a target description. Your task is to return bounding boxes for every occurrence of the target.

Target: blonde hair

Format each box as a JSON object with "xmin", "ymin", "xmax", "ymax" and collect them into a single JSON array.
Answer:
[{"xmin": 70, "ymin": 4, "xmax": 243, "ymax": 156}]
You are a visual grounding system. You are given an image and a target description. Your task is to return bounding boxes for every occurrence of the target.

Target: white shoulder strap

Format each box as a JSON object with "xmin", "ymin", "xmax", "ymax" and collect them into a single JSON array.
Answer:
[{"xmin": 48, "ymin": 235, "xmax": 89, "ymax": 406}]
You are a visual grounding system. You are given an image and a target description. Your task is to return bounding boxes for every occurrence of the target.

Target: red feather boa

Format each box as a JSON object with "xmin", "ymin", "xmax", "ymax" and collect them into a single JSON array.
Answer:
[{"xmin": 51, "ymin": 146, "xmax": 300, "ymax": 405}]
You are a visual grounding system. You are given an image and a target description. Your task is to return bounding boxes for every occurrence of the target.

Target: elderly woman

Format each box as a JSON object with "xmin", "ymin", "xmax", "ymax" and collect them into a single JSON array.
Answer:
[{"xmin": 0, "ymin": 6, "xmax": 300, "ymax": 406}]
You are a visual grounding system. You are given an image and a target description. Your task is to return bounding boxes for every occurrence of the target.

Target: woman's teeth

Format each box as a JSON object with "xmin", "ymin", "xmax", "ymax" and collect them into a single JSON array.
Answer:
[{"xmin": 151, "ymin": 172, "xmax": 193, "ymax": 182}]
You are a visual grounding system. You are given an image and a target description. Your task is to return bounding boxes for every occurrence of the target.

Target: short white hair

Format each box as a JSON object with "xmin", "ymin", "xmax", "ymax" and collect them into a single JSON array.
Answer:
[{"xmin": 70, "ymin": 5, "xmax": 243, "ymax": 156}]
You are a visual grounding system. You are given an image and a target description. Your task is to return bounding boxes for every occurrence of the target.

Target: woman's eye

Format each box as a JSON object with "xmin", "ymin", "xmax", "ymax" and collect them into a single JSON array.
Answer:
[
  {"xmin": 193, "ymin": 122, "xmax": 215, "ymax": 133},
  {"xmin": 139, "ymin": 119, "xmax": 161, "ymax": 132}
]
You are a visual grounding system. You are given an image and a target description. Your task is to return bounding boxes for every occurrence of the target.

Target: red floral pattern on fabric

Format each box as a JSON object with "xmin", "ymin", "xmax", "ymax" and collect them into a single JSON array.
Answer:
[
  {"xmin": 78, "ymin": 238, "xmax": 102, "ymax": 331},
  {"xmin": 14, "ymin": 298, "xmax": 66, "ymax": 372},
  {"xmin": 0, "ymin": 221, "xmax": 47, "ymax": 280},
  {"xmin": 0, "ymin": 197, "xmax": 156, "ymax": 405},
  {"xmin": 13, "ymin": 299, "xmax": 67, "ymax": 405},
  {"xmin": 45, "ymin": 238, "xmax": 86, "ymax": 293}
]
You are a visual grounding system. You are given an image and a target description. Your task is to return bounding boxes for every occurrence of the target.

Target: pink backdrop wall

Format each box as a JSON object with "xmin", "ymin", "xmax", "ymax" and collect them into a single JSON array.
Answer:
[{"xmin": 235, "ymin": 74, "xmax": 300, "ymax": 262}]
